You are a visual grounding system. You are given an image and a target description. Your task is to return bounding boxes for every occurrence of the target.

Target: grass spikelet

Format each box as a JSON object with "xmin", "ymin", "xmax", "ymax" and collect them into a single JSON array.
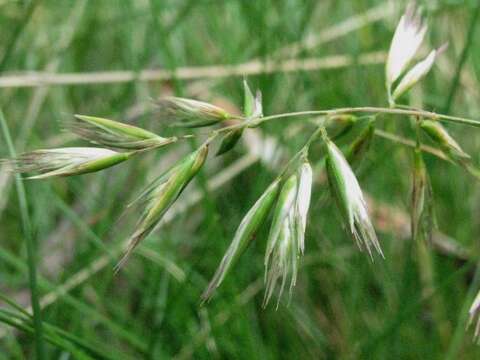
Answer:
[
  {"xmin": 216, "ymin": 80, "xmax": 262, "ymax": 156},
  {"xmin": 420, "ymin": 120, "xmax": 470, "ymax": 162},
  {"xmin": 263, "ymin": 159, "xmax": 312, "ymax": 307},
  {"xmin": 265, "ymin": 175, "xmax": 298, "ymax": 271},
  {"xmin": 243, "ymin": 79, "xmax": 256, "ymax": 118},
  {"xmin": 345, "ymin": 118, "xmax": 375, "ymax": 168},
  {"xmin": 386, "ymin": 2, "xmax": 445, "ymax": 105},
  {"xmin": 3, "ymin": 147, "xmax": 134, "ymax": 179},
  {"xmin": 264, "ymin": 175, "xmax": 299, "ymax": 307},
  {"xmin": 326, "ymin": 114, "xmax": 357, "ymax": 140},
  {"xmin": 323, "ymin": 133, "xmax": 384, "ymax": 259},
  {"xmin": 201, "ymin": 179, "xmax": 280, "ymax": 303},
  {"xmin": 243, "ymin": 79, "xmax": 263, "ymax": 119},
  {"xmin": 392, "ymin": 44, "xmax": 448, "ymax": 101},
  {"xmin": 216, "ymin": 129, "xmax": 244, "ymax": 156},
  {"xmin": 295, "ymin": 160, "xmax": 312, "ymax": 254},
  {"xmin": 411, "ymin": 148, "xmax": 435, "ymax": 242},
  {"xmin": 156, "ymin": 97, "xmax": 231, "ymax": 128},
  {"xmin": 72, "ymin": 115, "xmax": 177, "ymax": 150},
  {"xmin": 421, "ymin": 120, "xmax": 480, "ymax": 180},
  {"xmin": 114, "ymin": 145, "xmax": 208, "ymax": 272},
  {"xmin": 263, "ymin": 207, "xmax": 298, "ymax": 308},
  {"xmin": 386, "ymin": 1, "xmax": 427, "ymax": 89}
]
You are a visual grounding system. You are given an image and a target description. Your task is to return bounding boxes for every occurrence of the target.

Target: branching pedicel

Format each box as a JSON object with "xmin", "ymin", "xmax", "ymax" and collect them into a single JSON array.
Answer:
[{"xmin": 4, "ymin": 2, "xmax": 480, "ymax": 341}]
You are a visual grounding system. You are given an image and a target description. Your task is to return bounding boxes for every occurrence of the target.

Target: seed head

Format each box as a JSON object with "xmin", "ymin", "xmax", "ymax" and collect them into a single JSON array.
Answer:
[
  {"xmin": 156, "ymin": 97, "xmax": 231, "ymax": 128},
  {"xmin": 264, "ymin": 174, "xmax": 299, "ymax": 307},
  {"xmin": 345, "ymin": 119, "xmax": 375, "ymax": 168},
  {"xmin": 216, "ymin": 80, "xmax": 263, "ymax": 156},
  {"xmin": 386, "ymin": 2, "xmax": 427, "ymax": 87},
  {"xmin": 420, "ymin": 120, "xmax": 470, "ymax": 163},
  {"xmin": 386, "ymin": 2, "xmax": 446, "ymax": 105},
  {"xmin": 72, "ymin": 115, "xmax": 177, "ymax": 150},
  {"xmin": 295, "ymin": 160, "xmax": 313, "ymax": 254},
  {"xmin": 115, "ymin": 145, "xmax": 208, "ymax": 272},
  {"xmin": 243, "ymin": 79, "xmax": 263, "ymax": 119},
  {"xmin": 4, "ymin": 147, "xmax": 132, "ymax": 179},
  {"xmin": 216, "ymin": 128, "xmax": 244, "ymax": 156},
  {"xmin": 327, "ymin": 114, "xmax": 357, "ymax": 140},
  {"xmin": 264, "ymin": 160, "xmax": 313, "ymax": 307},
  {"xmin": 201, "ymin": 179, "xmax": 281, "ymax": 302},
  {"xmin": 392, "ymin": 44, "xmax": 448, "ymax": 101},
  {"xmin": 411, "ymin": 148, "xmax": 435, "ymax": 242},
  {"xmin": 324, "ymin": 136, "xmax": 383, "ymax": 258},
  {"xmin": 420, "ymin": 120, "xmax": 480, "ymax": 180}
]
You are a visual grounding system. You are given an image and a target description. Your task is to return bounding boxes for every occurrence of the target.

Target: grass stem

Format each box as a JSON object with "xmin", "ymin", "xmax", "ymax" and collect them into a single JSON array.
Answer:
[
  {"xmin": 0, "ymin": 108, "xmax": 45, "ymax": 359},
  {"xmin": 257, "ymin": 107, "xmax": 480, "ymax": 127}
]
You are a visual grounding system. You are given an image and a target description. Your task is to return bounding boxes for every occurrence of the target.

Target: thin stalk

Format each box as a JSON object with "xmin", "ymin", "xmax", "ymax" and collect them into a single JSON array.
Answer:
[
  {"xmin": 411, "ymin": 120, "xmax": 452, "ymax": 347},
  {"xmin": 0, "ymin": 108, "xmax": 45, "ymax": 359},
  {"xmin": 254, "ymin": 107, "xmax": 480, "ymax": 128},
  {"xmin": 176, "ymin": 106, "xmax": 480, "ymax": 144},
  {"xmin": 304, "ymin": 125, "xmax": 326, "ymax": 150},
  {"xmin": 373, "ymin": 129, "xmax": 450, "ymax": 162},
  {"xmin": 277, "ymin": 125, "xmax": 325, "ymax": 179}
]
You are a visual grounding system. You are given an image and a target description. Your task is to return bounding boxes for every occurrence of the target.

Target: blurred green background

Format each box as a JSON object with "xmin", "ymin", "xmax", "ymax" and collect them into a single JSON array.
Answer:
[{"xmin": 1, "ymin": 0, "xmax": 480, "ymax": 358}]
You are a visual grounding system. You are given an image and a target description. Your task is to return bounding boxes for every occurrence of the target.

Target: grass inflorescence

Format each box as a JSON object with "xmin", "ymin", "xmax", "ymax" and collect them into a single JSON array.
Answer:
[{"xmin": 2, "ymin": 1, "xmax": 480, "ymax": 358}]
